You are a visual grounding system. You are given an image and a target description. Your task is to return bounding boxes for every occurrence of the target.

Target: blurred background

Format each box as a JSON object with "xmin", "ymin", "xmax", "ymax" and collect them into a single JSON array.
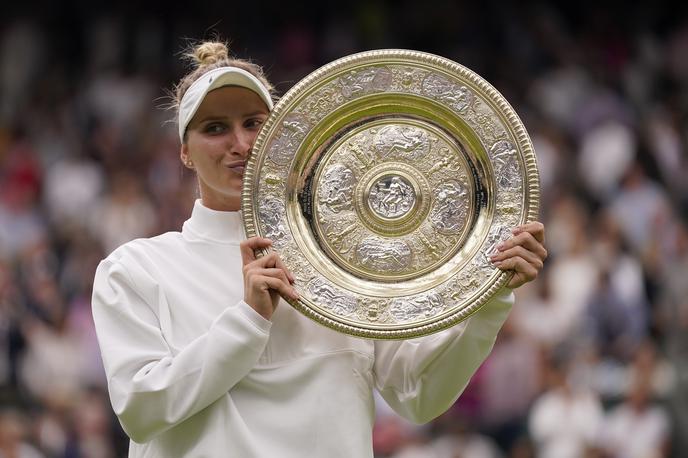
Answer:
[{"xmin": 1, "ymin": 0, "xmax": 687, "ymax": 457}]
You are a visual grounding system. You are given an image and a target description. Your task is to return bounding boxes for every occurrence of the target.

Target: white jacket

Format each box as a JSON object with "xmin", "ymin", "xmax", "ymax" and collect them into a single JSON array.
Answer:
[{"xmin": 92, "ymin": 200, "xmax": 513, "ymax": 457}]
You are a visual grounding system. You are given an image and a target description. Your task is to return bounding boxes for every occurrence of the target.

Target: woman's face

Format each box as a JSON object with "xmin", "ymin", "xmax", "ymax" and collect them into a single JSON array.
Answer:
[{"xmin": 181, "ymin": 86, "xmax": 270, "ymax": 211}]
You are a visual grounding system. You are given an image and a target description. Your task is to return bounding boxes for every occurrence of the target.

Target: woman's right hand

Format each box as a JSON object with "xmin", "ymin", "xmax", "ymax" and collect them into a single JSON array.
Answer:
[{"xmin": 240, "ymin": 237, "xmax": 298, "ymax": 320}]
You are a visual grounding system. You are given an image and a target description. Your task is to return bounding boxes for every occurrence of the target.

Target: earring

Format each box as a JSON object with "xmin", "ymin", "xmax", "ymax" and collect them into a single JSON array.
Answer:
[{"xmin": 184, "ymin": 159, "xmax": 194, "ymax": 169}]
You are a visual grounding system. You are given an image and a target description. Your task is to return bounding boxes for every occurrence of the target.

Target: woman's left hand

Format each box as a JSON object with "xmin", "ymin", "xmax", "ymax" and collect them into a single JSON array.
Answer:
[{"xmin": 490, "ymin": 221, "xmax": 547, "ymax": 289}]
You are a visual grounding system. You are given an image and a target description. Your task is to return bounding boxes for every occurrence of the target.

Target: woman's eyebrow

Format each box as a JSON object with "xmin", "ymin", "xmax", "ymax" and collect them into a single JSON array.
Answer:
[
  {"xmin": 196, "ymin": 115, "xmax": 227, "ymax": 124},
  {"xmin": 243, "ymin": 110, "xmax": 269, "ymax": 118},
  {"xmin": 197, "ymin": 111, "xmax": 267, "ymax": 122}
]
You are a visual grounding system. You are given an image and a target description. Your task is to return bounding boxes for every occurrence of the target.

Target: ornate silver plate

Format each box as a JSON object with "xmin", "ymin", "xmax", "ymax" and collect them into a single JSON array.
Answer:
[{"xmin": 243, "ymin": 49, "xmax": 539, "ymax": 339}]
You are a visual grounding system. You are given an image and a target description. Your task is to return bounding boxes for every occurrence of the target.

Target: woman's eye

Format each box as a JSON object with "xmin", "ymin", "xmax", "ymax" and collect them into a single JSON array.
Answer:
[
  {"xmin": 204, "ymin": 123, "xmax": 226, "ymax": 134},
  {"xmin": 246, "ymin": 118, "xmax": 265, "ymax": 129}
]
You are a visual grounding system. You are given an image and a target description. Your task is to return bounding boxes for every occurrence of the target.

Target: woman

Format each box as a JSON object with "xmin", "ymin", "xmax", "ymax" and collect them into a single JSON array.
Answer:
[{"xmin": 92, "ymin": 41, "xmax": 547, "ymax": 457}]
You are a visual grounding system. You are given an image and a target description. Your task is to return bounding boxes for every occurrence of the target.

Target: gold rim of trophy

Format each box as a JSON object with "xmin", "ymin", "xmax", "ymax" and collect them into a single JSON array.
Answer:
[{"xmin": 243, "ymin": 49, "xmax": 539, "ymax": 339}]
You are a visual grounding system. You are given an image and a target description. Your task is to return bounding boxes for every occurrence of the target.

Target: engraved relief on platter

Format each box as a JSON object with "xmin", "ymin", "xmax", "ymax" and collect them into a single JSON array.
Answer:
[
  {"xmin": 258, "ymin": 197, "xmax": 291, "ymax": 248},
  {"xmin": 355, "ymin": 297, "xmax": 392, "ymax": 324},
  {"xmin": 418, "ymin": 71, "xmax": 508, "ymax": 145},
  {"xmin": 258, "ymin": 172, "xmax": 287, "ymax": 194},
  {"xmin": 290, "ymin": 65, "xmax": 424, "ymax": 124},
  {"xmin": 266, "ymin": 113, "xmax": 311, "ymax": 166},
  {"xmin": 390, "ymin": 292, "xmax": 445, "ymax": 323},
  {"xmin": 368, "ymin": 175, "xmax": 416, "ymax": 219},
  {"xmin": 295, "ymin": 84, "xmax": 346, "ymax": 126},
  {"xmin": 338, "ymin": 67, "xmax": 394, "ymax": 98},
  {"xmin": 475, "ymin": 226, "xmax": 515, "ymax": 271},
  {"xmin": 495, "ymin": 189, "xmax": 523, "ymax": 230},
  {"xmin": 315, "ymin": 161, "xmax": 362, "ymax": 260},
  {"xmin": 373, "ymin": 125, "xmax": 431, "ymax": 162},
  {"xmin": 355, "ymin": 237, "xmax": 413, "ymax": 272},
  {"xmin": 430, "ymin": 180, "xmax": 470, "ymax": 235},
  {"xmin": 490, "ymin": 139, "xmax": 525, "ymax": 229},
  {"xmin": 279, "ymin": 245, "xmax": 317, "ymax": 285},
  {"xmin": 307, "ymin": 278, "xmax": 358, "ymax": 316},
  {"xmin": 404, "ymin": 226, "xmax": 454, "ymax": 266},
  {"xmin": 290, "ymin": 66, "xmax": 428, "ymax": 126},
  {"xmin": 443, "ymin": 269, "xmax": 484, "ymax": 304},
  {"xmin": 421, "ymin": 73, "xmax": 473, "ymax": 113},
  {"xmin": 318, "ymin": 164, "xmax": 356, "ymax": 213},
  {"xmin": 490, "ymin": 140, "xmax": 523, "ymax": 192},
  {"xmin": 313, "ymin": 122, "xmax": 473, "ymax": 278},
  {"xmin": 285, "ymin": 64, "xmax": 510, "ymax": 159}
]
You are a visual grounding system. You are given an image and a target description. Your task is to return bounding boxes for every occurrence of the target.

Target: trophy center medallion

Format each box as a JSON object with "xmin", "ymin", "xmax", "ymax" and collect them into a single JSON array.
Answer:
[{"xmin": 367, "ymin": 175, "xmax": 416, "ymax": 219}]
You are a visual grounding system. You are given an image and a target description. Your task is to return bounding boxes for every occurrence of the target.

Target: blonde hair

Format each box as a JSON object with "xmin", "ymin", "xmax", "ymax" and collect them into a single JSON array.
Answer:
[{"xmin": 172, "ymin": 41, "xmax": 274, "ymax": 121}]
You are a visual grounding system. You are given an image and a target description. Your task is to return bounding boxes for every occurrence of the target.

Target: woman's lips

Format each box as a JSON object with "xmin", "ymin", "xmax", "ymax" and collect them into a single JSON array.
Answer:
[{"xmin": 226, "ymin": 163, "xmax": 245, "ymax": 174}]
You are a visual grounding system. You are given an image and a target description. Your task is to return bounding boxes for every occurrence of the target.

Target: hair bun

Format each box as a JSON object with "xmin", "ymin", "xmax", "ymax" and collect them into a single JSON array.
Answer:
[{"xmin": 192, "ymin": 42, "xmax": 229, "ymax": 67}]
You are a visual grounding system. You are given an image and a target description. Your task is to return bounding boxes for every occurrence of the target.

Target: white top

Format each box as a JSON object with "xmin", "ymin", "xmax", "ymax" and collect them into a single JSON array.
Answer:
[
  {"xmin": 92, "ymin": 200, "xmax": 514, "ymax": 458},
  {"xmin": 529, "ymin": 388, "xmax": 605, "ymax": 458},
  {"xmin": 600, "ymin": 403, "xmax": 670, "ymax": 458}
]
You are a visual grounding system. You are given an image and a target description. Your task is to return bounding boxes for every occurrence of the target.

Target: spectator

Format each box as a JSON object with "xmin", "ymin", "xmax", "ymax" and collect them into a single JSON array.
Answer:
[
  {"xmin": 529, "ymin": 350, "xmax": 604, "ymax": 458},
  {"xmin": 599, "ymin": 376, "xmax": 671, "ymax": 458}
]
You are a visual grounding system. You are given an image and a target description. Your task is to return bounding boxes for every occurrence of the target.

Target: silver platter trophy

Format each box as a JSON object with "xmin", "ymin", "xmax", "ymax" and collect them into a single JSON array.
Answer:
[{"xmin": 242, "ymin": 49, "xmax": 539, "ymax": 339}]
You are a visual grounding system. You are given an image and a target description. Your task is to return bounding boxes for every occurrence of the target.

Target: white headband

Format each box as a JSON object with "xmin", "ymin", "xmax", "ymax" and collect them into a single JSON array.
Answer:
[{"xmin": 178, "ymin": 66, "xmax": 274, "ymax": 142}]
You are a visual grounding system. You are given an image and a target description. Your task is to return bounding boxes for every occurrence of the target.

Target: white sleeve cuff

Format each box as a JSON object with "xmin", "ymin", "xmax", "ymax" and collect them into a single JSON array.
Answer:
[{"xmin": 236, "ymin": 300, "xmax": 273, "ymax": 334}]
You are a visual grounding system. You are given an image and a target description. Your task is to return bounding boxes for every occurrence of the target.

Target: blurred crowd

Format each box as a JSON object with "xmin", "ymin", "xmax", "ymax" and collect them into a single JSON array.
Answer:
[{"xmin": 0, "ymin": 1, "xmax": 687, "ymax": 457}]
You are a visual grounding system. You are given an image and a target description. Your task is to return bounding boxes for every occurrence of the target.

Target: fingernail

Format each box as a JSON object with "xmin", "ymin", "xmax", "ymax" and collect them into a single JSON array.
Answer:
[
  {"xmin": 512, "ymin": 226, "xmax": 522, "ymax": 234},
  {"xmin": 292, "ymin": 289, "xmax": 300, "ymax": 299},
  {"xmin": 496, "ymin": 242, "xmax": 506, "ymax": 251},
  {"xmin": 492, "ymin": 261, "xmax": 502, "ymax": 266}
]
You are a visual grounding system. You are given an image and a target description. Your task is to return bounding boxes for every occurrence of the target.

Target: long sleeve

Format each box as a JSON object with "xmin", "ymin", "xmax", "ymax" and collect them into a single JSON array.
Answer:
[
  {"xmin": 91, "ymin": 256, "xmax": 271, "ymax": 443},
  {"xmin": 373, "ymin": 288, "xmax": 514, "ymax": 423}
]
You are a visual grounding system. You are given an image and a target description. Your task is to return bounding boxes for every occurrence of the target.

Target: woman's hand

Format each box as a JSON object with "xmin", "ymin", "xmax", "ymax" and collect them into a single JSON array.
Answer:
[
  {"xmin": 490, "ymin": 221, "xmax": 547, "ymax": 289},
  {"xmin": 240, "ymin": 237, "xmax": 299, "ymax": 320}
]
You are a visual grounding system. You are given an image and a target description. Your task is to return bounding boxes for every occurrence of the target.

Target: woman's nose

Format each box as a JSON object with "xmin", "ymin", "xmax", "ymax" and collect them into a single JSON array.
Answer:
[{"xmin": 227, "ymin": 129, "xmax": 252, "ymax": 157}]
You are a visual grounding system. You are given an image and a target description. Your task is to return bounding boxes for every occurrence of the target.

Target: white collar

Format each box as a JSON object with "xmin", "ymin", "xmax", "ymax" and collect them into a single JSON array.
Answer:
[{"xmin": 182, "ymin": 199, "xmax": 245, "ymax": 244}]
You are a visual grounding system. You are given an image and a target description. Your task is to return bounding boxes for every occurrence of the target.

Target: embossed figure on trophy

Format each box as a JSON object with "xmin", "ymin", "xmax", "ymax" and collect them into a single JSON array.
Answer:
[
  {"xmin": 478, "ymin": 226, "xmax": 514, "ymax": 269},
  {"xmin": 349, "ymin": 142, "xmax": 375, "ymax": 173},
  {"xmin": 398, "ymin": 68, "xmax": 427, "ymax": 89},
  {"xmin": 259, "ymin": 199, "xmax": 288, "ymax": 244},
  {"xmin": 417, "ymin": 230, "xmax": 442, "ymax": 259},
  {"xmin": 327, "ymin": 223, "xmax": 359, "ymax": 256},
  {"xmin": 356, "ymin": 238, "xmax": 412, "ymax": 271},
  {"xmin": 309, "ymin": 279, "xmax": 357, "ymax": 315},
  {"xmin": 283, "ymin": 118, "xmax": 308, "ymax": 137},
  {"xmin": 364, "ymin": 298, "xmax": 388, "ymax": 322},
  {"xmin": 391, "ymin": 293, "xmax": 443, "ymax": 322},
  {"xmin": 381, "ymin": 177, "xmax": 406, "ymax": 214},
  {"xmin": 320, "ymin": 165, "xmax": 355, "ymax": 213},
  {"xmin": 431, "ymin": 182, "xmax": 468, "ymax": 233},
  {"xmin": 269, "ymin": 116, "xmax": 310, "ymax": 166},
  {"xmin": 449, "ymin": 274, "xmax": 481, "ymax": 302},
  {"xmin": 426, "ymin": 148, "xmax": 462, "ymax": 176},
  {"xmin": 374, "ymin": 125, "xmax": 429, "ymax": 160},
  {"xmin": 300, "ymin": 86, "xmax": 344, "ymax": 124},
  {"xmin": 339, "ymin": 68, "xmax": 392, "ymax": 98},
  {"xmin": 358, "ymin": 246, "xmax": 404, "ymax": 269},
  {"xmin": 491, "ymin": 141, "xmax": 521, "ymax": 190},
  {"xmin": 421, "ymin": 75, "xmax": 472, "ymax": 112},
  {"xmin": 369, "ymin": 176, "xmax": 415, "ymax": 218}
]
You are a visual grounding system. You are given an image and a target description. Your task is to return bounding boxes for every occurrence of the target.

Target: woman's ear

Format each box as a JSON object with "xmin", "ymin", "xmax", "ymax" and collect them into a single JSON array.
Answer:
[{"xmin": 180, "ymin": 143, "xmax": 194, "ymax": 169}]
